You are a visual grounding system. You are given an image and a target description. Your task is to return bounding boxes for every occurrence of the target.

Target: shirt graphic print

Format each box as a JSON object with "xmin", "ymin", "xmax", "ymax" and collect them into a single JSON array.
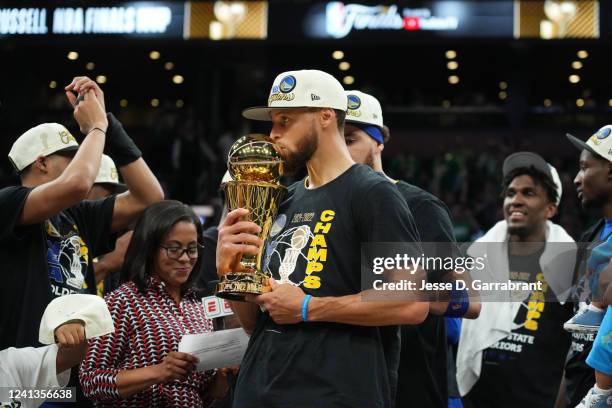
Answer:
[
  {"xmin": 264, "ymin": 210, "xmax": 336, "ymax": 291},
  {"xmin": 45, "ymin": 216, "xmax": 89, "ymax": 297}
]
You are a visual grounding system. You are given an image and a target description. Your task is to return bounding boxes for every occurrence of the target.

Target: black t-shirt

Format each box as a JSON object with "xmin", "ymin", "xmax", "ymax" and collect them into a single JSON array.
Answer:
[
  {"xmin": 233, "ymin": 165, "xmax": 421, "ymax": 408},
  {"xmin": 98, "ymin": 260, "xmax": 123, "ymax": 297},
  {"xmin": 394, "ymin": 180, "xmax": 456, "ymax": 408},
  {"xmin": 0, "ymin": 185, "xmax": 116, "ymax": 349},
  {"xmin": 564, "ymin": 220, "xmax": 604, "ymax": 407},
  {"xmin": 466, "ymin": 245, "xmax": 573, "ymax": 408},
  {"xmin": 195, "ymin": 226, "xmax": 220, "ymax": 298}
]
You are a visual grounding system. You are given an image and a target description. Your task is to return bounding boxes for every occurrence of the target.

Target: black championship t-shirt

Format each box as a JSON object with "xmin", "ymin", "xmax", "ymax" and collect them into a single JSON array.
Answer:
[
  {"xmin": 232, "ymin": 165, "xmax": 421, "ymax": 408},
  {"xmin": 466, "ymin": 245, "xmax": 573, "ymax": 408},
  {"xmin": 0, "ymin": 185, "xmax": 116, "ymax": 349},
  {"xmin": 564, "ymin": 220, "xmax": 604, "ymax": 407},
  {"xmin": 394, "ymin": 180, "xmax": 456, "ymax": 408},
  {"xmin": 196, "ymin": 226, "xmax": 220, "ymax": 298}
]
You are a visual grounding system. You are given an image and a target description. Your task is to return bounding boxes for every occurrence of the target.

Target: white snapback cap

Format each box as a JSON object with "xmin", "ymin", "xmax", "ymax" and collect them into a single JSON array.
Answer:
[
  {"xmin": 39, "ymin": 294, "xmax": 114, "ymax": 345},
  {"xmin": 345, "ymin": 90, "xmax": 384, "ymax": 128},
  {"xmin": 567, "ymin": 125, "xmax": 612, "ymax": 163},
  {"xmin": 94, "ymin": 154, "xmax": 120, "ymax": 185},
  {"xmin": 9, "ymin": 123, "xmax": 79, "ymax": 172},
  {"xmin": 243, "ymin": 69, "xmax": 347, "ymax": 121}
]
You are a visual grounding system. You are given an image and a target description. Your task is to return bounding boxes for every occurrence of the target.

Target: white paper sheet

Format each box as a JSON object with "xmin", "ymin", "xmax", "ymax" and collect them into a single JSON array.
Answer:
[{"xmin": 178, "ymin": 328, "xmax": 249, "ymax": 371}]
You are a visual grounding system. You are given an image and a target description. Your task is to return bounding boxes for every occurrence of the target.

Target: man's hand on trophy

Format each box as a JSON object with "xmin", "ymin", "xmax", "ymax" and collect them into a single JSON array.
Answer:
[
  {"xmin": 247, "ymin": 278, "xmax": 305, "ymax": 324},
  {"xmin": 216, "ymin": 208, "xmax": 263, "ymax": 277}
]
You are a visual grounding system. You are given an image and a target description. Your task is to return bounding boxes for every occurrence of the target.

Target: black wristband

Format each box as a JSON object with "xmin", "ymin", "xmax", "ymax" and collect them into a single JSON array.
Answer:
[{"xmin": 105, "ymin": 112, "xmax": 142, "ymax": 166}]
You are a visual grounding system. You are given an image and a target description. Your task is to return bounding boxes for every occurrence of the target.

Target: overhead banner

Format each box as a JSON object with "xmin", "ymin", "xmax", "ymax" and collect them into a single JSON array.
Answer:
[
  {"xmin": 0, "ymin": 2, "xmax": 186, "ymax": 38},
  {"xmin": 186, "ymin": 1, "xmax": 267, "ymax": 40},
  {"xmin": 0, "ymin": 0, "xmax": 600, "ymax": 41},
  {"xmin": 268, "ymin": 1, "xmax": 514, "ymax": 40},
  {"xmin": 515, "ymin": 0, "xmax": 599, "ymax": 39}
]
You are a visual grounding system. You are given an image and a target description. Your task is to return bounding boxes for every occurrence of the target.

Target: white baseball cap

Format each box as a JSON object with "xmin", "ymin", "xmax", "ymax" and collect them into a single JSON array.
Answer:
[
  {"xmin": 345, "ymin": 90, "xmax": 384, "ymax": 128},
  {"xmin": 242, "ymin": 69, "xmax": 347, "ymax": 121},
  {"xmin": 39, "ymin": 294, "xmax": 114, "ymax": 345},
  {"xmin": 95, "ymin": 154, "xmax": 120, "ymax": 185},
  {"xmin": 567, "ymin": 125, "xmax": 612, "ymax": 163},
  {"xmin": 9, "ymin": 123, "xmax": 79, "ymax": 172}
]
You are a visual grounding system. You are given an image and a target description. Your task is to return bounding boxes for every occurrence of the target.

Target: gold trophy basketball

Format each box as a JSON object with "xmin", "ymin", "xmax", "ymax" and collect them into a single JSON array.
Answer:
[{"xmin": 216, "ymin": 134, "xmax": 286, "ymax": 301}]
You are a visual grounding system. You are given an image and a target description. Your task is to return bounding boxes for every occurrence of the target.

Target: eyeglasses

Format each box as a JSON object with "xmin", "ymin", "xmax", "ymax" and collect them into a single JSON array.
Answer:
[{"xmin": 160, "ymin": 244, "xmax": 202, "ymax": 260}]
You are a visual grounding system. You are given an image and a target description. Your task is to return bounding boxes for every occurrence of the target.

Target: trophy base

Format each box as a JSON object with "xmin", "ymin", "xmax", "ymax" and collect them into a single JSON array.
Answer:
[{"xmin": 216, "ymin": 272, "xmax": 271, "ymax": 301}]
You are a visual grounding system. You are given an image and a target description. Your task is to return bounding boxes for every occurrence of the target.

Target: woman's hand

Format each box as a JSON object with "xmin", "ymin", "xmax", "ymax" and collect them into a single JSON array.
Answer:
[
  {"xmin": 117, "ymin": 354, "xmax": 197, "ymax": 399},
  {"xmin": 155, "ymin": 351, "xmax": 199, "ymax": 382}
]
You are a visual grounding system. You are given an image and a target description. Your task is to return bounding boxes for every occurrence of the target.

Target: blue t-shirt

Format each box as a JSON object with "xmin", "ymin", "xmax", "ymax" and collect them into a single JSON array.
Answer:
[{"xmin": 599, "ymin": 219, "xmax": 612, "ymax": 241}]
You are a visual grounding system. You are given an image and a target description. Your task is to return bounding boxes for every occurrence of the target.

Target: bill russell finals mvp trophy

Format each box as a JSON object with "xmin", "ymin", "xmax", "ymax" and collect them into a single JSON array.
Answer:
[{"xmin": 215, "ymin": 134, "xmax": 287, "ymax": 301}]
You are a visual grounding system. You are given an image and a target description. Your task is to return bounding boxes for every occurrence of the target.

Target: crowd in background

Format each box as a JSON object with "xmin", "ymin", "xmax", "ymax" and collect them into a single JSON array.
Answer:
[{"xmin": 0, "ymin": 106, "xmax": 596, "ymax": 241}]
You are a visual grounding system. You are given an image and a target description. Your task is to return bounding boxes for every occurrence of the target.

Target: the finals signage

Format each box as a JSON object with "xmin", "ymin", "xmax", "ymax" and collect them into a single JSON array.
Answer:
[
  {"xmin": 325, "ymin": 2, "xmax": 459, "ymax": 38},
  {"xmin": 285, "ymin": 1, "xmax": 514, "ymax": 40}
]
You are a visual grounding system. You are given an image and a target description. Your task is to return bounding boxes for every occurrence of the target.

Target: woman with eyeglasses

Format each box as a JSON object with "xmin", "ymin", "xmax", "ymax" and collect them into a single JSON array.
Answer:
[{"xmin": 79, "ymin": 200, "xmax": 229, "ymax": 407}]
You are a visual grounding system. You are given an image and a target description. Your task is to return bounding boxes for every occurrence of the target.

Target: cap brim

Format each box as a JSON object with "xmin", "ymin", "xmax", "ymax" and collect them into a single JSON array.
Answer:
[
  {"xmin": 115, "ymin": 183, "xmax": 128, "ymax": 194},
  {"xmin": 242, "ymin": 106, "xmax": 274, "ymax": 121},
  {"xmin": 13, "ymin": 145, "xmax": 79, "ymax": 173},
  {"xmin": 345, "ymin": 118, "xmax": 380, "ymax": 127},
  {"xmin": 566, "ymin": 133, "xmax": 600, "ymax": 157},
  {"xmin": 54, "ymin": 145, "xmax": 79, "ymax": 155},
  {"xmin": 502, "ymin": 152, "xmax": 550, "ymax": 178},
  {"xmin": 242, "ymin": 105, "xmax": 315, "ymax": 121}
]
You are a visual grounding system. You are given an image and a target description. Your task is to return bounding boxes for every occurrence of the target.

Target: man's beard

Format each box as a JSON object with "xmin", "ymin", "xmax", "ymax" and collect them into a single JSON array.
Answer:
[
  {"xmin": 364, "ymin": 149, "xmax": 375, "ymax": 169},
  {"xmin": 506, "ymin": 223, "xmax": 532, "ymax": 238},
  {"xmin": 582, "ymin": 192, "xmax": 610, "ymax": 214},
  {"xmin": 282, "ymin": 125, "xmax": 318, "ymax": 175}
]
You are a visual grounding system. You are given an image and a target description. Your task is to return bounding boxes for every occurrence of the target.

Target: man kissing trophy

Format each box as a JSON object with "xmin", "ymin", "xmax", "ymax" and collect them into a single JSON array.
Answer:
[{"xmin": 216, "ymin": 134, "xmax": 286, "ymax": 300}]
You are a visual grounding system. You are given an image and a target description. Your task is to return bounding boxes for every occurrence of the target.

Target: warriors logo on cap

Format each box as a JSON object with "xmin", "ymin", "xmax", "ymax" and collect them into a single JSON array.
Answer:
[
  {"xmin": 279, "ymin": 75, "xmax": 296, "ymax": 93},
  {"xmin": 596, "ymin": 127, "xmax": 611, "ymax": 140},
  {"xmin": 591, "ymin": 127, "xmax": 611, "ymax": 145},
  {"xmin": 347, "ymin": 94, "xmax": 361, "ymax": 110},
  {"xmin": 344, "ymin": 90, "xmax": 384, "ymax": 128}
]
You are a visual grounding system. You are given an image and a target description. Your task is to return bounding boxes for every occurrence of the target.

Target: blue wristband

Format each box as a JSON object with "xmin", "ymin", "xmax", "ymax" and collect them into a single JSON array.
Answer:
[
  {"xmin": 302, "ymin": 295, "xmax": 312, "ymax": 322},
  {"xmin": 445, "ymin": 283, "xmax": 469, "ymax": 317}
]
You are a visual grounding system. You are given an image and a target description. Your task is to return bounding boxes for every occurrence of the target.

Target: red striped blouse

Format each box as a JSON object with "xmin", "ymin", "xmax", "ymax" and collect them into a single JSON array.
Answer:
[{"xmin": 79, "ymin": 277, "xmax": 214, "ymax": 407}]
